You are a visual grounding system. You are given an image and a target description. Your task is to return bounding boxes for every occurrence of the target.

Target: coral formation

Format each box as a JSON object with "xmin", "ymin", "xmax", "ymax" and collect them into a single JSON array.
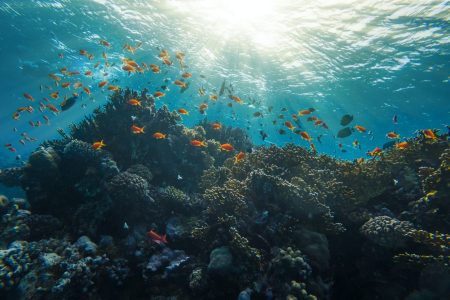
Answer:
[{"xmin": 0, "ymin": 89, "xmax": 449, "ymax": 299}]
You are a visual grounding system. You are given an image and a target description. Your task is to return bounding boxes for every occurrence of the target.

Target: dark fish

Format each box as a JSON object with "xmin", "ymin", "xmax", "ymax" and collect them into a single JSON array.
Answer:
[
  {"xmin": 278, "ymin": 114, "xmax": 284, "ymax": 119},
  {"xmin": 308, "ymin": 108, "xmax": 315, "ymax": 112},
  {"xmin": 161, "ymin": 85, "xmax": 168, "ymax": 90},
  {"xmin": 393, "ymin": 115, "xmax": 398, "ymax": 124},
  {"xmin": 200, "ymin": 74, "xmax": 206, "ymax": 78},
  {"xmin": 268, "ymin": 106, "xmax": 273, "ymax": 112},
  {"xmin": 227, "ymin": 103, "xmax": 233, "ymax": 107},
  {"xmin": 60, "ymin": 96, "xmax": 78, "ymax": 111},
  {"xmin": 281, "ymin": 107, "xmax": 287, "ymax": 112},
  {"xmin": 253, "ymin": 112, "xmax": 262, "ymax": 117},
  {"xmin": 219, "ymin": 80, "xmax": 226, "ymax": 96},
  {"xmin": 278, "ymin": 129, "xmax": 286, "ymax": 135},
  {"xmin": 272, "ymin": 120, "xmax": 277, "ymax": 125},
  {"xmin": 259, "ymin": 130, "xmax": 268, "ymax": 141},
  {"xmin": 382, "ymin": 141, "xmax": 396, "ymax": 149},
  {"xmin": 337, "ymin": 127, "xmax": 352, "ymax": 138},
  {"xmin": 317, "ymin": 134, "xmax": 323, "ymax": 144},
  {"xmin": 340, "ymin": 114, "xmax": 353, "ymax": 126}
]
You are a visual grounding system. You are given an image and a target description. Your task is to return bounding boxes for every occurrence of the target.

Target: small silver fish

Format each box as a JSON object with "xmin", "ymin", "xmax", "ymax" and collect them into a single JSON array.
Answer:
[
  {"xmin": 393, "ymin": 179, "xmax": 399, "ymax": 186},
  {"xmin": 177, "ymin": 174, "xmax": 183, "ymax": 180},
  {"xmin": 123, "ymin": 222, "xmax": 129, "ymax": 230}
]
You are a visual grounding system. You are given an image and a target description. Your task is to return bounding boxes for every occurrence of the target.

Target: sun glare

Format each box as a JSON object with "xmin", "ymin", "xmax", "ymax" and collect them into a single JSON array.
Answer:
[{"xmin": 167, "ymin": 0, "xmax": 282, "ymax": 48}]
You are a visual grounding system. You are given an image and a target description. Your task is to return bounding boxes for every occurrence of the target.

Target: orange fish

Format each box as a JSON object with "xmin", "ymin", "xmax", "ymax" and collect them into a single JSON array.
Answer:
[
  {"xmin": 234, "ymin": 151, "xmax": 245, "ymax": 164},
  {"xmin": 83, "ymin": 87, "xmax": 91, "ymax": 95},
  {"xmin": 355, "ymin": 125, "xmax": 367, "ymax": 133},
  {"xmin": 285, "ymin": 121, "xmax": 295, "ymax": 131},
  {"xmin": 122, "ymin": 65, "xmax": 136, "ymax": 72},
  {"xmin": 309, "ymin": 142, "xmax": 317, "ymax": 153},
  {"xmin": 163, "ymin": 58, "xmax": 172, "ymax": 66},
  {"xmin": 84, "ymin": 70, "xmax": 93, "ymax": 76},
  {"xmin": 153, "ymin": 91, "xmax": 165, "ymax": 98},
  {"xmin": 73, "ymin": 82, "xmax": 83, "ymax": 89},
  {"xmin": 220, "ymin": 143, "xmax": 234, "ymax": 151},
  {"xmin": 175, "ymin": 52, "xmax": 185, "ymax": 60},
  {"xmin": 72, "ymin": 92, "xmax": 79, "ymax": 97},
  {"xmin": 94, "ymin": 62, "xmax": 100, "ymax": 69},
  {"xmin": 298, "ymin": 109, "xmax": 312, "ymax": 116},
  {"xmin": 177, "ymin": 108, "xmax": 189, "ymax": 115},
  {"xmin": 127, "ymin": 99, "xmax": 141, "ymax": 106},
  {"xmin": 150, "ymin": 64, "xmax": 160, "ymax": 73},
  {"xmin": 23, "ymin": 93, "xmax": 34, "ymax": 101},
  {"xmin": 368, "ymin": 147, "xmax": 382, "ymax": 157},
  {"xmin": 386, "ymin": 132, "xmax": 400, "ymax": 139},
  {"xmin": 191, "ymin": 140, "xmax": 207, "ymax": 147},
  {"xmin": 423, "ymin": 129, "xmax": 437, "ymax": 140},
  {"xmin": 209, "ymin": 95, "xmax": 218, "ymax": 101},
  {"xmin": 152, "ymin": 132, "xmax": 167, "ymax": 139},
  {"xmin": 211, "ymin": 122, "xmax": 222, "ymax": 130},
  {"xmin": 46, "ymin": 103, "xmax": 60, "ymax": 113},
  {"xmin": 12, "ymin": 112, "xmax": 20, "ymax": 120},
  {"xmin": 61, "ymin": 82, "xmax": 71, "ymax": 88},
  {"xmin": 174, "ymin": 80, "xmax": 186, "ymax": 88},
  {"xmin": 181, "ymin": 72, "xmax": 192, "ymax": 78},
  {"xmin": 159, "ymin": 50, "xmax": 169, "ymax": 58},
  {"xmin": 131, "ymin": 125, "xmax": 145, "ymax": 134},
  {"xmin": 395, "ymin": 141, "xmax": 409, "ymax": 150},
  {"xmin": 92, "ymin": 140, "xmax": 106, "ymax": 150},
  {"xmin": 298, "ymin": 131, "xmax": 312, "ymax": 141},
  {"xmin": 99, "ymin": 39, "xmax": 111, "ymax": 47},
  {"xmin": 98, "ymin": 80, "xmax": 108, "ymax": 88},
  {"xmin": 108, "ymin": 85, "xmax": 119, "ymax": 91},
  {"xmin": 230, "ymin": 95, "xmax": 242, "ymax": 103},
  {"xmin": 79, "ymin": 49, "xmax": 87, "ymax": 56},
  {"xmin": 49, "ymin": 73, "xmax": 62, "ymax": 81},
  {"xmin": 199, "ymin": 103, "xmax": 208, "ymax": 113},
  {"xmin": 123, "ymin": 59, "xmax": 139, "ymax": 68},
  {"xmin": 352, "ymin": 139, "xmax": 360, "ymax": 148},
  {"xmin": 147, "ymin": 229, "xmax": 167, "ymax": 244},
  {"xmin": 50, "ymin": 91, "xmax": 59, "ymax": 99}
]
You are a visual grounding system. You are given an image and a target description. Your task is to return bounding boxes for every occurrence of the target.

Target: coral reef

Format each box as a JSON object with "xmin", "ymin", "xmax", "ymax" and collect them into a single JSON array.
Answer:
[{"xmin": 0, "ymin": 89, "xmax": 449, "ymax": 299}]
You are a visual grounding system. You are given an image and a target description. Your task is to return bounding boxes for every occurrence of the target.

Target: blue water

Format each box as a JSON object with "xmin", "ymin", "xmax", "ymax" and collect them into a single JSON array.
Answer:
[{"xmin": 0, "ymin": 0, "xmax": 449, "ymax": 169}]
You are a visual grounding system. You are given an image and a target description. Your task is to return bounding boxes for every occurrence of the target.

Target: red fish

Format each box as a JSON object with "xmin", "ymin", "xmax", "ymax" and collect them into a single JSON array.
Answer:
[
  {"xmin": 98, "ymin": 80, "xmax": 108, "ymax": 88},
  {"xmin": 147, "ymin": 229, "xmax": 167, "ymax": 244},
  {"xmin": 368, "ymin": 147, "xmax": 382, "ymax": 157},
  {"xmin": 23, "ymin": 93, "xmax": 34, "ymax": 101},
  {"xmin": 220, "ymin": 143, "xmax": 234, "ymax": 151},
  {"xmin": 131, "ymin": 125, "xmax": 145, "ymax": 134}
]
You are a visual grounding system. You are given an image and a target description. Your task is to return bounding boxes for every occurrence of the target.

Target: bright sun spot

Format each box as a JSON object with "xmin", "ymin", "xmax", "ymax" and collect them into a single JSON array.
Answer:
[{"xmin": 167, "ymin": 0, "xmax": 283, "ymax": 48}]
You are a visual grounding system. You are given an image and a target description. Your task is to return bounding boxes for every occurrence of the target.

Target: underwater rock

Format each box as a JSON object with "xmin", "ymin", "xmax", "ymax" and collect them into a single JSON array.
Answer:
[
  {"xmin": 0, "ymin": 167, "xmax": 24, "ymax": 187},
  {"xmin": 26, "ymin": 147, "xmax": 60, "ymax": 180},
  {"xmin": 107, "ymin": 171, "xmax": 152, "ymax": 205},
  {"xmin": 0, "ymin": 241, "xmax": 31, "ymax": 290},
  {"xmin": 270, "ymin": 247, "xmax": 312, "ymax": 281},
  {"xmin": 125, "ymin": 164, "xmax": 153, "ymax": 183},
  {"xmin": 360, "ymin": 216, "xmax": 415, "ymax": 248},
  {"xmin": 39, "ymin": 252, "xmax": 62, "ymax": 269},
  {"xmin": 0, "ymin": 196, "xmax": 31, "ymax": 247},
  {"xmin": 145, "ymin": 247, "xmax": 189, "ymax": 278},
  {"xmin": 207, "ymin": 246, "xmax": 234, "ymax": 275},
  {"xmin": 75, "ymin": 236, "xmax": 98, "ymax": 256},
  {"xmin": 294, "ymin": 229, "xmax": 330, "ymax": 273}
]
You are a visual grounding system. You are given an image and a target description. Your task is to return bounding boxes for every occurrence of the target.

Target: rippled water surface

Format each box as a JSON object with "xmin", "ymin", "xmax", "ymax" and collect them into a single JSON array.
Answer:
[{"xmin": 0, "ymin": 0, "xmax": 449, "ymax": 166}]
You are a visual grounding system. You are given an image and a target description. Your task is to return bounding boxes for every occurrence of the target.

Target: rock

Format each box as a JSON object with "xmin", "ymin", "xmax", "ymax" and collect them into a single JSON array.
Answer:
[
  {"xmin": 75, "ymin": 236, "xmax": 98, "ymax": 255},
  {"xmin": 39, "ymin": 253, "xmax": 62, "ymax": 269},
  {"xmin": 207, "ymin": 246, "xmax": 233, "ymax": 275}
]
